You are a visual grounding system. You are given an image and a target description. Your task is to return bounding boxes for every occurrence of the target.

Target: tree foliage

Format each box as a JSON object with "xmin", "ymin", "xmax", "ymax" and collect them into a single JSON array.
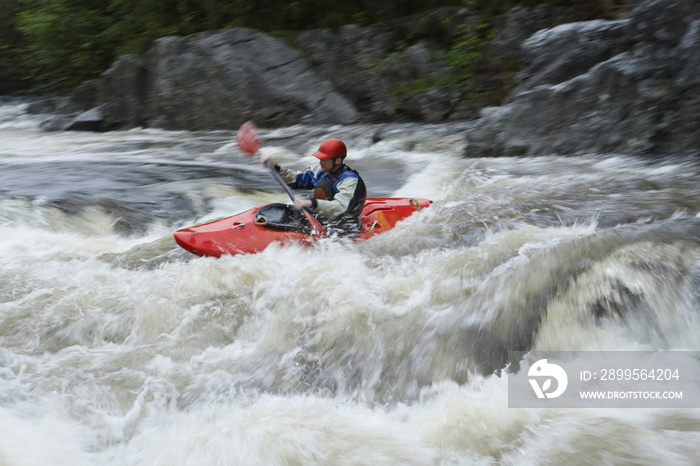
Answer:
[
  {"xmin": 14, "ymin": 0, "xmax": 115, "ymax": 93},
  {"xmin": 0, "ymin": 0, "xmax": 625, "ymax": 96}
]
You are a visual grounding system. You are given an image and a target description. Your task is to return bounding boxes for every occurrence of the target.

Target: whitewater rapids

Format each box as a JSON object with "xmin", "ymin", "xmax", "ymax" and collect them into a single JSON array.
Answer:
[{"xmin": 1, "ymin": 103, "xmax": 699, "ymax": 465}]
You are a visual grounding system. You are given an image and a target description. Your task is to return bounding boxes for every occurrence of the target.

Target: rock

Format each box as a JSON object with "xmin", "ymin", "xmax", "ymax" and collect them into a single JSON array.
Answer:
[
  {"xmin": 296, "ymin": 25, "xmax": 398, "ymax": 120},
  {"xmin": 631, "ymin": 0, "xmax": 691, "ymax": 46},
  {"xmin": 401, "ymin": 88, "xmax": 458, "ymax": 122},
  {"xmin": 44, "ymin": 0, "xmax": 700, "ymax": 146},
  {"xmin": 99, "ymin": 55, "xmax": 148, "ymax": 129},
  {"xmin": 490, "ymin": 4, "xmax": 572, "ymax": 62},
  {"xmin": 39, "ymin": 115, "xmax": 75, "ymax": 132},
  {"xmin": 27, "ymin": 80, "xmax": 98, "ymax": 116},
  {"xmin": 26, "ymin": 98, "xmax": 67, "ymax": 115},
  {"xmin": 51, "ymin": 7, "xmax": 558, "ymax": 131},
  {"xmin": 144, "ymin": 28, "xmax": 358, "ymax": 130},
  {"xmin": 64, "ymin": 106, "xmax": 106, "ymax": 132},
  {"xmin": 465, "ymin": 0, "xmax": 700, "ymax": 158},
  {"xmin": 70, "ymin": 79, "xmax": 100, "ymax": 111},
  {"xmin": 32, "ymin": 81, "xmax": 100, "ymax": 131},
  {"xmin": 295, "ymin": 11, "xmax": 480, "ymax": 123},
  {"xmin": 514, "ymin": 19, "xmax": 633, "ymax": 93}
]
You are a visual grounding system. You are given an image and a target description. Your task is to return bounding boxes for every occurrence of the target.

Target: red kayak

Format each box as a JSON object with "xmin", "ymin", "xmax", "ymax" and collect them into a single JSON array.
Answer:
[{"xmin": 174, "ymin": 197, "xmax": 431, "ymax": 257}]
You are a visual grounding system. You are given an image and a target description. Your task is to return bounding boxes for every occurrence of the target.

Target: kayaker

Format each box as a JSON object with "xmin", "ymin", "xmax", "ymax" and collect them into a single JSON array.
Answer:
[{"xmin": 260, "ymin": 138, "xmax": 367, "ymax": 236}]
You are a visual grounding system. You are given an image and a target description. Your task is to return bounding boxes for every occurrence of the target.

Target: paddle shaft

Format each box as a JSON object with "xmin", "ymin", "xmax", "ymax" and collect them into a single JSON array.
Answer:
[
  {"xmin": 263, "ymin": 160, "xmax": 326, "ymax": 237},
  {"xmin": 265, "ymin": 161, "xmax": 297, "ymax": 203}
]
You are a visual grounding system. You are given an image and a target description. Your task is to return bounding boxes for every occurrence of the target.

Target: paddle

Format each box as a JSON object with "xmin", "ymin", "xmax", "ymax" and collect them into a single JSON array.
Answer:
[{"xmin": 236, "ymin": 121, "xmax": 326, "ymax": 237}]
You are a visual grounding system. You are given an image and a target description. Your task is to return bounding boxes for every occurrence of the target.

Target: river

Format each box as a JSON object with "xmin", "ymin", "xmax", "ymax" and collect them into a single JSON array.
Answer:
[{"xmin": 1, "ymin": 102, "xmax": 699, "ymax": 465}]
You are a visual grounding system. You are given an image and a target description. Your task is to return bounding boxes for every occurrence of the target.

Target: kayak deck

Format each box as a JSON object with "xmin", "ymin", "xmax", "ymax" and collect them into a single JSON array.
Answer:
[{"xmin": 174, "ymin": 197, "xmax": 431, "ymax": 257}]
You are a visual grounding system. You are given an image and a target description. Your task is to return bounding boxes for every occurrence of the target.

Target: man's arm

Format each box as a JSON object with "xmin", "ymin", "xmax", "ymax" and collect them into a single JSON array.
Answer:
[{"xmin": 278, "ymin": 166, "xmax": 317, "ymax": 189}]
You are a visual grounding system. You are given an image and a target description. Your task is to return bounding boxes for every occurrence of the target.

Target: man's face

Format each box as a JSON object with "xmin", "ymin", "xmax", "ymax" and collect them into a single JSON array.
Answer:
[{"xmin": 319, "ymin": 157, "xmax": 340, "ymax": 172}]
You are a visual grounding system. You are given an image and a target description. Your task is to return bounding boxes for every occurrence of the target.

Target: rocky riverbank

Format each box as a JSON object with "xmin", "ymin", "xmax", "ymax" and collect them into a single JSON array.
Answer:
[
  {"xmin": 465, "ymin": 0, "xmax": 700, "ymax": 157},
  {"xmin": 27, "ymin": 5, "xmax": 574, "ymax": 131},
  {"xmin": 28, "ymin": 0, "xmax": 700, "ymax": 158}
]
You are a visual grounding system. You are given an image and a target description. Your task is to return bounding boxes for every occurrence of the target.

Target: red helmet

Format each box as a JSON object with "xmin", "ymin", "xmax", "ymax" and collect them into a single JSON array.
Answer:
[{"xmin": 314, "ymin": 138, "xmax": 347, "ymax": 160}]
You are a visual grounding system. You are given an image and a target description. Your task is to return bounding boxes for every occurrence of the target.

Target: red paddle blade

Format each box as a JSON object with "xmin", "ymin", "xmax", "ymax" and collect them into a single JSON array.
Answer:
[{"xmin": 236, "ymin": 121, "xmax": 259, "ymax": 156}]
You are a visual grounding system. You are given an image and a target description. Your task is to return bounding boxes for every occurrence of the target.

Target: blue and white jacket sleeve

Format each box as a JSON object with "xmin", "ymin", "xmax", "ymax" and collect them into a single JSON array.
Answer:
[{"xmin": 278, "ymin": 165, "xmax": 316, "ymax": 189}]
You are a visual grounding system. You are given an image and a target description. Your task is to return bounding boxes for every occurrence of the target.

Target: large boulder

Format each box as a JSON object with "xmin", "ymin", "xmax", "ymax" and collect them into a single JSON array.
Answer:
[
  {"xmin": 143, "ymin": 28, "xmax": 358, "ymax": 130},
  {"xmin": 99, "ymin": 54, "xmax": 149, "ymax": 129},
  {"xmin": 465, "ymin": 0, "xmax": 700, "ymax": 157}
]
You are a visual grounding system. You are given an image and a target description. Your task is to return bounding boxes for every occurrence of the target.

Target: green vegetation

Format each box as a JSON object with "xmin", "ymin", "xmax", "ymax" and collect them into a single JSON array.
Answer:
[
  {"xmin": 446, "ymin": 20, "xmax": 495, "ymax": 77},
  {"xmin": 0, "ymin": 0, "xmax": 630, "ymax": 96},
  {"xmin": 388, "ymin": 15, "xmax": 502, "ymax": 108}
]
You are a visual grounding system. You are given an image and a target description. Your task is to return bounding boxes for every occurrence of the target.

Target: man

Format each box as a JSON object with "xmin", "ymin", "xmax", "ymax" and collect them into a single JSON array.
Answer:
[{"xmin": 260, "ymin": 138, "xmax": 367, "ymax": 236}]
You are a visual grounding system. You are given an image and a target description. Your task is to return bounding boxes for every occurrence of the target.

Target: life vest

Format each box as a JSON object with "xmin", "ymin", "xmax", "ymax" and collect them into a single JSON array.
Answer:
[{"xmin": 312, "ymin": 165, "xmax": 366, "ymax": 219}]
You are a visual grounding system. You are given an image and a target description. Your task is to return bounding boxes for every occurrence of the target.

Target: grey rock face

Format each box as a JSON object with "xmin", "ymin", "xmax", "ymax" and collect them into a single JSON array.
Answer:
[
  {"xmin": 55, "ymin": 28, "xmax": 359, "ymax": 131},
  {"xmin": 39, "ymin": 0, "xmax": 700, "ymax": 153},
  {"xmin": 100, "ymin": 54, "xmax": 148, "ymax": 129},
  {"xmin": 143, "ymin": 29, "xmax": 359, "ymax": 130},
  {"xmin": 465, "ymin": 0, "xmax": 700, "ymax": 157},
  {"xmin": 54, "ymin": 7, "xmax": 508, "ymax": 131}
]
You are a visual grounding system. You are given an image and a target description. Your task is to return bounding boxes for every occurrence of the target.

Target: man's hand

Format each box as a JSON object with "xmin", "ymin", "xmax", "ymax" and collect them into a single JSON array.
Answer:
[
  {"xmin": 294, "ymin": 198, "xmax": 313, "ymax": 211},
  {"xmin": 259, "ymin": 153, "xmax": 274, "ymax": 167}
]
